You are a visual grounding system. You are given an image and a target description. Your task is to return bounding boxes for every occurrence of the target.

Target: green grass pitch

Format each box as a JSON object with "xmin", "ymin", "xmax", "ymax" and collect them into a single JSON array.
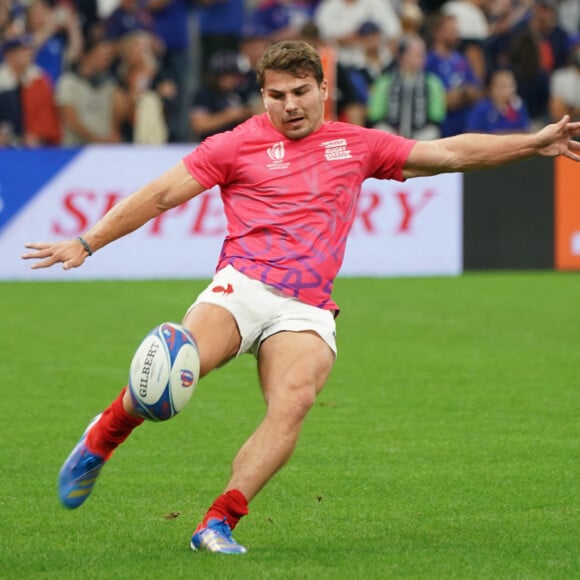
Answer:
[{"xmin": 1, "ymin": 273, "xmax": 578, "ymax": 579}]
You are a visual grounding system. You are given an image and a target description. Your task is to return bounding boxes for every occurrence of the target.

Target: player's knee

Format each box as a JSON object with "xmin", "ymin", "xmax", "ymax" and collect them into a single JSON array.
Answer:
[
  {"xmin": 292, "ymin": 389, "xmax": 316, "ymax": 419},
  {"xmin": 270, "ymin": 380, "xmax": 317, "ymax": 423}
]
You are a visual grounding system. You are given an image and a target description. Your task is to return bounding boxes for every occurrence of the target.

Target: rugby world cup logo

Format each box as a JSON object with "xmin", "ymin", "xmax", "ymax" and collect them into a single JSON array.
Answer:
[
  {"xmin": 266, "ymin": 141, "xmax": 289, "ymax": 169},
  {"xmin": 267, "ymin": 141, "xmax": 285, "ymax": 161},
  {"xmin": 180, "ymin": 369, "xmax": 195, "ymax": 388}
]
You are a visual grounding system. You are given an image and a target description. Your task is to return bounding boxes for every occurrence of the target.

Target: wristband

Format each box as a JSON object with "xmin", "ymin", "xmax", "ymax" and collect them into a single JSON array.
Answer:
[{"xmin": 76, "ymin": 235, "xmax": 93, "ymax": 256}]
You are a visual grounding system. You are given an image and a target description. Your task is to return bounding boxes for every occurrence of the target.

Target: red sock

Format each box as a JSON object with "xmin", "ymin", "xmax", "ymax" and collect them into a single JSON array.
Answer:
[
  {"xmin": 85, "ymin": 387, "xmax": 144, "ymax": 460},
  {"xmin": 202, "ymin": 489, "xmax": 249, "ymax": 531}
]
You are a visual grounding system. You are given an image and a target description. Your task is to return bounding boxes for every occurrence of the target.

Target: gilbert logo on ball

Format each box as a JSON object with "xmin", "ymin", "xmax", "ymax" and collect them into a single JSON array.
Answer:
[{"xmin": 128, "ymin": 322, "xmax": 200, "ymax": 421}]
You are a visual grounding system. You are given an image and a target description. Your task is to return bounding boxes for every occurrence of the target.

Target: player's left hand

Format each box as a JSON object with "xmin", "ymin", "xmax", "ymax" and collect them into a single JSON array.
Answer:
[
  {"xmin": 536, "ymin": 115, "xmax": 580, "ymax": 161},
  {"xmin": 21, "ymin": 239, "xmax": 89, "ymax": 270}
]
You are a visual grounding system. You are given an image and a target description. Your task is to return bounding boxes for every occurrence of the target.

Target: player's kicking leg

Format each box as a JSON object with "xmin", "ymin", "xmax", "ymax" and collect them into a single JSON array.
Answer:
[
  {"xmin": 59, "ymin": 303, "xmax": 240, "ymax": 510},
  {"xmin": 58, "ymin": 387, "xmax": 144, "ymax": 508}
]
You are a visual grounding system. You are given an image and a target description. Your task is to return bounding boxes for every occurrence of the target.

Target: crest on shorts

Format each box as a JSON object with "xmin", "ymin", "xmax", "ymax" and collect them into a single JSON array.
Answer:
[{"xmin": 211, "ymin": 283, "xmax": 234, "ymax": 295}]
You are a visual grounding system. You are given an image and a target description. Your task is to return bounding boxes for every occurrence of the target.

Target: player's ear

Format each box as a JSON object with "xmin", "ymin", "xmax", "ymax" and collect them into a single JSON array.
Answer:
[
  {"xmin": 261, "ymin": 88, "xmax": 267, "ymax": 110},
  {"xmin": 320, "ymin": 79, "xmax": 329, "ymax": 101}
]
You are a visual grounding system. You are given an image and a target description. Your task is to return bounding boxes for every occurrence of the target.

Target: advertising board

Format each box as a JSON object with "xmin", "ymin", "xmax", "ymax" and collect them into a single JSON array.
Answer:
[{"xmin": 0, "ymin": 146, "xmax": 462, "ymax": 280}]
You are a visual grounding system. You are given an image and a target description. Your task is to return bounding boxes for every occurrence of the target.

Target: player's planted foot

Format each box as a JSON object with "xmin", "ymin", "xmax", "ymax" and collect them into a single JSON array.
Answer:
[
  {"xmin": 190, "ymin": 518, "xmax": 247, "ymax": 554},
  {"xmin": 58, "ymin": 414, "xmax": 106, "ymax": 509}
]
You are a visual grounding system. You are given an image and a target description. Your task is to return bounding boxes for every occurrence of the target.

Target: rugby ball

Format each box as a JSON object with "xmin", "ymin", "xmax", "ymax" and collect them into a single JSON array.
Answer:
[{"xmin": 128, "ymin": 322, "xmax": 200, "ymax": 421}]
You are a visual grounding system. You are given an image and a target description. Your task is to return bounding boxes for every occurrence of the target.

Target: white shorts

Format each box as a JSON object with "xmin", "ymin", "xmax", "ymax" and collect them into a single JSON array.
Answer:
[{"xmin": 188, "ymin": 265, "xmax": 337, "ymax": 357}]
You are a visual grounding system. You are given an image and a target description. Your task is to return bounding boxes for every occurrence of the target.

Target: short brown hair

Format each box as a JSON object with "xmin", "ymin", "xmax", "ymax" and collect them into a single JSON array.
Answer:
[{"xmin": 256, "ymin": 40, "xmax": 323, "ymax": 88}]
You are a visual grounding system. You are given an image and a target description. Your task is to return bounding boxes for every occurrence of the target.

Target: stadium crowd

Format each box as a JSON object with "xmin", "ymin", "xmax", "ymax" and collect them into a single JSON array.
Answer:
[{"xmin": 1, "ymin": 0, "xmax": 579, "ymax": 147}]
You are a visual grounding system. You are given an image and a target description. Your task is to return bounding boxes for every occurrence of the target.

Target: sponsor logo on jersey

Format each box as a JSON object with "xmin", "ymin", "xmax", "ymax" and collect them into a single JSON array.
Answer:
[{"xmin": 321, "ymin": 139, "xmax": 352, "ymax": 161}]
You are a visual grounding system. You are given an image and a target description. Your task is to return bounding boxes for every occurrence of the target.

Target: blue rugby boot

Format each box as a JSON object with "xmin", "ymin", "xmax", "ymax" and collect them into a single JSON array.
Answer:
[
  {"xmin": 58, "ymin": 414, "xmax": 106, "ymax": 509},
  {"xmin": 190, "ymin": 518, "xmax": 247, "ymax": 554}
]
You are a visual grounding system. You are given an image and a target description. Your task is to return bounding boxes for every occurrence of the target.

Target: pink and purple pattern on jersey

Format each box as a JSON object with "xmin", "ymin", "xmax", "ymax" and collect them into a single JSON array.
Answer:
[{"xmin": 183, "ymin": 114, "xmax": 415, "ymax": 310}]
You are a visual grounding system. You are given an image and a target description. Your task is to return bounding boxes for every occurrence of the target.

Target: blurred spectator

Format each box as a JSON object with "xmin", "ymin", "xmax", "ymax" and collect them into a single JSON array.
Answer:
[
  {"xmin": 485, "ymin": 0, "xmax": 533, "ymax": 69},
  {"xmin": 348, "ymin": 20, "xmax": 394, "ymax": 101},
  {"xmin": 198, "ymin": 0, "xmax": 245, "ymax": 75},
  {"xmin": 558, "ymin": 0, "xmax": 580, "ymax": 37},
  {"xmin": 299, "ymin": 20, "xmax": 367, "ymax": 125},
  {"xmin": 314, "ymin": 0, "xmax": 402, "ymax": 68},
  {"xmin": 115, "ymin": 30, "xmax": 174, "ymax": 143},
  {"xmin": 189, "ymin": 49, "xmax": 252, "ymax": 141},
  {"xmin": 146, "ymin": 0, "xmax": 195, "ymax": 141},
  {"xmin": 55, "ymin": 36, "xmax": 124, "ymax": 145},
  {"xmin": 0, "ymin": 34, "xmax": 61, "ymax": 146},
  {"xmin": 248, "ymin": 0, "xmax": 315, "ymax": 42},
  {"xmin": 467, "ymin": 67, "xmax": 530, "ymax": 132},
  {"xmin": 238, "ymin": 21, "xmax": 271, "ymax": 115},
  {"xmin": 104, "ymin": 0, "xmax": 157, "ymax": 46},
  {"xmin": 442, "ymin": 0, "xmax": 489, "ymax": 82},
  {"xmin": 529, "ymin": 0, "xmax": 570, "ymax": 72},
  {"xmin": 26, "ymin": 0, "xmax": 83, "ymax": 86},
  {"xmin": 425, "ymin": 12, "xmax": 482, "ymax": 135},
  {"xmin": 487, "ymin": 0, "xmax": 569, "ymax": 119},
  {"xmin": 0, "ymin": 1, "xmax": 11, "ymax": 37},
  {"xmin": 75, "ymin": 0, "xmax": 100, "ymax": 41},
  {"xmin": 487, "ymin": 0, "xmax": 569, "ymax": 74},
  {"xmin": 485, "ymin": 0, "xmax": 532, "ymax": 37},
  {"xmin": 367, "ymin": 35, "xmax": 446, "ymax": 139},
  {"xmin": 443, "ymin": 0, "xmax": 489, "ymax": 40},
  {"xmin": 420, "ymin": 0, "xmax": 447, "ymax": 16},
  {"xmin": 508, "ymin": 28, "xmax": 550, "ymax": 126},
  {"xmin": 0, "ymin": 0, "xmax": 28, "ymax": 38},
  {"xmin": 400, "ymin": 1, "xmax": 425, "ymax": 36},
  {"xmin": 549, "ymin": 36, "xmax": 580, "ymax": 123}
]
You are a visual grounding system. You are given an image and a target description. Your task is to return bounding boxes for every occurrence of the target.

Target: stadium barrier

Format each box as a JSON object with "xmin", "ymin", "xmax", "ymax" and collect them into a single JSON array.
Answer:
[
  {"xmin": 0, "ymin": 146, "xmax": 462, "ymax": 280},
  {"xmin": 463, "ymin": 157, "xmax": 555, "ymax": 270},
  {"xmin": 1, "ymin": 147, "xmax": 577, "ymax": 279},
  {"xmin": 463, "ymin": 156, "xmax": 580, "ymax": 271}
]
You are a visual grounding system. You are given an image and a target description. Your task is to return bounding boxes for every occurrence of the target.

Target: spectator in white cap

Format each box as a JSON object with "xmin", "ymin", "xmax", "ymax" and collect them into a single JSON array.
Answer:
[{"xmin": 314, "ymin": 0, "xmax": 402, "ymax": 68}]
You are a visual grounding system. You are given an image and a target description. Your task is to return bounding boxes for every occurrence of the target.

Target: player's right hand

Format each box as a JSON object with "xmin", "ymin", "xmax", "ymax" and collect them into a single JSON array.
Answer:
[{"xmin": 21, "ymin": 239, "xmax": 89, "ymax": 270}]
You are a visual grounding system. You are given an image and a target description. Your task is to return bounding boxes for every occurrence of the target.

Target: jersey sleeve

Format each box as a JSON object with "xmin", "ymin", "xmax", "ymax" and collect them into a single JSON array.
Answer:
[
  {"xmin": 182, "ymin": 130, "xmax": 239, "ymax": 189},
  {"xmin": 365, "ymin": 128, "xmax": 416, "ymax": 182}
]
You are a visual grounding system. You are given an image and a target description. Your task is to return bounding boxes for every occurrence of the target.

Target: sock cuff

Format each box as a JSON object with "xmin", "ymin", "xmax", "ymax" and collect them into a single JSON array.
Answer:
[
  {"xmin": 114, "ymin": 386, "xmax": 144, "ymax": 427},
  {"xmin": 225, "ymin": 488, "xmax": 249, "ymax": 517}
]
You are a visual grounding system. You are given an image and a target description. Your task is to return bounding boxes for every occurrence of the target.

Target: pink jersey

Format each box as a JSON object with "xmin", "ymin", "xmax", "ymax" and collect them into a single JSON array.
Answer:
[{"xmin": 182, "ymin": 114, "xmax": 415, "ymax": 311}]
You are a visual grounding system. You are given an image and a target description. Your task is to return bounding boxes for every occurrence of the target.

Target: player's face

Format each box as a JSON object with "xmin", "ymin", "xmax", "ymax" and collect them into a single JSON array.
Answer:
[{"xmin": 261, "ymin": 70, "xmax": 328, "ymax": 140}]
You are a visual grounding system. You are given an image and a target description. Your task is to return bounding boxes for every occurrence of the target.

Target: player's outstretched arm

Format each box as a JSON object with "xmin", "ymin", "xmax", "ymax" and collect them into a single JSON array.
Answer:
[
  {"xmin": 22, "ymin": 162, "xmax": 206, "ymax": 270},
  {"xmin": 403, "ymin": 115, "xmax": 580, "ymax": 179}
]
